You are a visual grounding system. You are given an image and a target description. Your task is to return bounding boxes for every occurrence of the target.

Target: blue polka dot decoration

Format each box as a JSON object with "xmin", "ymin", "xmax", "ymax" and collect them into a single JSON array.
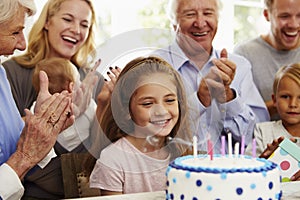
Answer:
[
  {"xmin": 166, "ymin": 180, "xmax": 169, "ymax": 186},
  {"xmin": 192, "ymin": 197, "xmax": 198, "ymax": 200},
  {"xmin": 196, "ymin": 180, "xmax": 202, "ymax": 187},
  {"xmin": 206, "ymin": 185, "xmax": 212, "ymax": 191},
  {"xmin": 180, "ymin": 194, "xmax": 184, "ymax": 200},
  {"xmin": 166, "ymin": 167, "xmax": 171, "ymax": 176},
  {"xmin": 165, "ymin": 192, "xmax": 171, "ymax": 200},
  {"xmin": 257, "ymin": 198, "xmax": 263, "ymax": 200},
  {"xmin": 279, "ymin": 148, "xmax": 288, "ymax": 156},
  {"xmin": 220, "ymin": 172, "xmax": 227, "ymax": 180},
  {"xmin": 268, "ymin": 182, "xmax": 273, "ymax": 190},
  {"xmin": 250, "ymin": 183, "xmax": 256, "ymax": 189},
  {"xmin": 170, "ymin": 193, "xmax": 174, "ymax": 200},
  {"xmin": 262, "ymin": 171, "xmax": 267, "ymax": 177},
  {"xmin": 172, "ymin": 178, "xmax": 176, "ymax": 184},
  {"xmin": 236, "ymin": 187, "xmax": 243, "ymax": 195},
  {"xmin": 276, "ymin": 191, "xmax": 283, "ymax": 199},
  {"xmin": 185, "ymin": 171, "xmax": 191, "ymax": 179}
]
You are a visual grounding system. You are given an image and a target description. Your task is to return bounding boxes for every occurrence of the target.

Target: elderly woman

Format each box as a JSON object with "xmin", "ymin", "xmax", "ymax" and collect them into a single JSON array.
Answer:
[
  {"xmin": 0, "ymin": 0, "xmax": 74, "ymax": 199},
  {"xmin": 2, "ymin": 0, "xmax": 121, "ymax": 198}
]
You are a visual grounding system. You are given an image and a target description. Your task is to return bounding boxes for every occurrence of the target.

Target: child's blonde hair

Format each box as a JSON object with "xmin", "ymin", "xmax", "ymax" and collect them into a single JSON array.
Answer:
[
  {"xmin": 32, "ymin": 57, "xmax": 78, "ymax": 94},
  {"xmin": 273, "ymin": 63, "xmax": 300, "ymax": 96}
]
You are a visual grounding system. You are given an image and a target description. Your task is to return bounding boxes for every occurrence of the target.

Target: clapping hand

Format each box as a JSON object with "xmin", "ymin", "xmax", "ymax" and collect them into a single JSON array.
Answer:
[
  {"xmin": 198, "ymin": 48, "xmax": 236, "ymax": 106},
  {"xmin": 72, "ymin": 60, "xmax": 100, "ymax": 117},
  {"xmin": 96, "ymin": 66, "xmax": 121, "ymax": 121},
  {"xmin": 8, "ymin": 71, "xmax": 74, "ymax": 178}
]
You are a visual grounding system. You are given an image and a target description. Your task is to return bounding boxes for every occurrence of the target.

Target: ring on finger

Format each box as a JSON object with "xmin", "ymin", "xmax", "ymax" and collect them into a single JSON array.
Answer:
[{"xmin": 47, "ymin": 113, "xmax": 57, "ymax": 127}]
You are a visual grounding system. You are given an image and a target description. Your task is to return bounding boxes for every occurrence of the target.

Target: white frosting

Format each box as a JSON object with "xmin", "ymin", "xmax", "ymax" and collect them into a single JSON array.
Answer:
[
  {"xmin": 166, "ymin": 155, "xmax": 282, "ymax": 200},
  {"xmin": 181, "ymin": 156, "xmax": 264, "ymax": 169}
]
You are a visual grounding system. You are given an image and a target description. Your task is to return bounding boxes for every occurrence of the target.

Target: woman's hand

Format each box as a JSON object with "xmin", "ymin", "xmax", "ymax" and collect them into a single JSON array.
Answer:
[
  {"xmin": 72, "ymin": 60, "xmax": 100, "ymax": 117},
  {"xmin": 7, "ymin": 71, "xmax": 75, "ymax": 178},
  {"xmin": 96, "ymin": 66, "xmax": 121, "ymax": 122}
]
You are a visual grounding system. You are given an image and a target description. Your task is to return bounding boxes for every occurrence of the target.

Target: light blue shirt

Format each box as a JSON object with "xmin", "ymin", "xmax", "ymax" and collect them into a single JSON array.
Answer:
[
  {"xmin": 154, "ymin": 42, "xmax": 270, "ymax": 153},
  {"xmin": 0, "ymin": 64, "xmax": 24, "ymax": 165},
  {"xmin": 0, "ymin": 64, "xmax": 25, "ymax": 200}
]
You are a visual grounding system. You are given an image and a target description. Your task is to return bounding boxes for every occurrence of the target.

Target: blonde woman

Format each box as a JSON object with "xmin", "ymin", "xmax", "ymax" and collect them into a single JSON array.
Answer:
[{"xmin": 2, "ymin": 0, "xmax": 108, "ymax": 198}]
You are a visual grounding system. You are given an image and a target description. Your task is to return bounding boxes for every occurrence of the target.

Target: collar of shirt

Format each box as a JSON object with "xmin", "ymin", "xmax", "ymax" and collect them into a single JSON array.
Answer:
[{"xmin": 169, "ymin": 41, "xmax": 221, "ymax": 74}]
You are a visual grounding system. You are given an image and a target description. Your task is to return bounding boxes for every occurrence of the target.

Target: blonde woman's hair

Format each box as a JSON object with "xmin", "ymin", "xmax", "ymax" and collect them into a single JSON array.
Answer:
[
  {"xmin": 0, "ymin": 0, "xmax": 36, "ymax": 24},
  {"xmin": 273, "ymin": 63, "xmax": 300, "ymax": 95},
  {"xmin": 13, "ymin": 0, "xmax": 97, "ymax": 69}
]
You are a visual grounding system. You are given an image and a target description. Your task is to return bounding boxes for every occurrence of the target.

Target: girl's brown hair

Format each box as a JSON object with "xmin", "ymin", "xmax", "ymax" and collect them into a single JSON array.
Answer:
[{"xmin": 100, "ymin": 56, "xmax": 191, "ymax": 157}]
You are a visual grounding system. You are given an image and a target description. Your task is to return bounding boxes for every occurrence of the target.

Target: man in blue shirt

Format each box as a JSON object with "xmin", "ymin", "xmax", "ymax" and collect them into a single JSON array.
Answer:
[{"xmin": 154, "ymin": 0, "xmax": 269, "ymax": 153}]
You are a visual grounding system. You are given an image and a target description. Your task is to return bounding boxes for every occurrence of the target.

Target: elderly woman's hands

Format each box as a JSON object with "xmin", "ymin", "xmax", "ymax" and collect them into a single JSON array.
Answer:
[{"xmin": 7, "ymin": 71, "xmax": 75, "ymax": 179}]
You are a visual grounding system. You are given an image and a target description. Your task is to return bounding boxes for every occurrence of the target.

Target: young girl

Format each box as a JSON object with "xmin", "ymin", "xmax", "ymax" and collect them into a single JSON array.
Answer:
[
  {"xmin": 89, "ymin": 56, "xmax": 191, "ymax": 195},
  {"xmin": 246, "ymin": 63, "xmax": 300, "ymax": 165}
]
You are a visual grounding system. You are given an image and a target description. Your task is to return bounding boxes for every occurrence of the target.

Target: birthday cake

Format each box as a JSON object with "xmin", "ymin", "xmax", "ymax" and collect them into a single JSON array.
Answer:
[{"xmin": 166, "ymin": 154, "xmax": 282, "ymax": 200}]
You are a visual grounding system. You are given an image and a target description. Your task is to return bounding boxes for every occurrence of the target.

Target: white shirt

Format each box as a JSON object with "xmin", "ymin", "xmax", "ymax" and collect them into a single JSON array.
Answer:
[{"xmin": 0, "ymin": 164, "xmax": 23, "ymax": 200}]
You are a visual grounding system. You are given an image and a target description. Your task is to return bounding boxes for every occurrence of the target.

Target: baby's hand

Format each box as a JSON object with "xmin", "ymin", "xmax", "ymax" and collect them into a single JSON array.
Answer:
[{"xmin": 259, "ymin": 136, "xmax": 285, "ymax": 159}]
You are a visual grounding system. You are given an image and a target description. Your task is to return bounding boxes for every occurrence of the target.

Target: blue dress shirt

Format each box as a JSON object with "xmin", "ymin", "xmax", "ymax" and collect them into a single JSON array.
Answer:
[{"xmin": 154, "ymin": 42, "xmax": 270, "ymax": 153}]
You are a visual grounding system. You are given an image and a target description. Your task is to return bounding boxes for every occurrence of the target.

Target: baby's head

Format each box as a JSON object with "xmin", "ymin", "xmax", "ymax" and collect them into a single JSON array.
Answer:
[{"xmin": 33, "ymin": 57, "xmax": 79, "ymax": 94}]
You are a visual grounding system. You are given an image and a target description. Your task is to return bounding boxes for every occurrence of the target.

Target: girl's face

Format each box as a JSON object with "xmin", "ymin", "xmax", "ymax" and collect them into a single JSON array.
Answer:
[
  {"xmin": 273, "ymin": 76, "xmax": 300, "ymax": 126},
  {"xmin": 44, "ymin": 0, "xmax": 92, "ymax": 59},
  {"xmin": 129, "ymin": 77, "xmax": 179, "ymax": 138}
]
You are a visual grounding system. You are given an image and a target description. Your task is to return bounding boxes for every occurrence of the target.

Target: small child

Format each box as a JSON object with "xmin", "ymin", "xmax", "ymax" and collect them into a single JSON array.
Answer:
[
  {"xmin": 246, "ymin": 63, "xmax": 300, "ymax": 157},
  {"xmin": 32, "ymin": 57, "xmax": 97, "ymax": 151},
  {"xmin": 89, "ymin": 56, "xmax": 191, "ymax": 195}
]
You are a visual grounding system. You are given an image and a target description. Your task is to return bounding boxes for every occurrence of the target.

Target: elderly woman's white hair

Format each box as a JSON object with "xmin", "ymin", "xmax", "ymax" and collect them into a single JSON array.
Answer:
[
  {"xmin": 0, "ymin": 0, "xmax": 36, "ymax": 24},
  {"xmin": 166, "ymin": 0, "xmax": 222, "ymax": 25}
]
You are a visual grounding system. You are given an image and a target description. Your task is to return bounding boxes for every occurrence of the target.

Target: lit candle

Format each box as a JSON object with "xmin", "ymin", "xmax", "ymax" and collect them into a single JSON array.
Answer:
[
  {"xmin": 234, "ymin": 142, "xmax": 240, "ymax": 157},
  {"xmin": 221, "ymin": 135, "xmax": 225, "ymax": 156},
  {"xmin": 252, "ymin": 138, "xmax": 256, "ymax": 158},
  {"xmin": 241, "ymin": 135, "xmax": 245, "ymax": 155},
  {"xmin": 193, "ymin": 136, "xmax": 197, "ymax": 158},
  {"xmin": 208, "ymin": 139, "xmax": 213, "ymax": 160},
  {"xmin": 228, "ymin": 132, "xmax": 232, "ymax": 157}
]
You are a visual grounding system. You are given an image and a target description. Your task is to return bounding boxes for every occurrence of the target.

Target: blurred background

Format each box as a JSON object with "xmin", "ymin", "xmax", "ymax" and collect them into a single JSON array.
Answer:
[
  {"xmin": 9, "ymin": 0, "xmax": 268, "ymax": 69},
  {"xmin": 29, "ymin": 0, "xmax": 268, "ymax": 50}
]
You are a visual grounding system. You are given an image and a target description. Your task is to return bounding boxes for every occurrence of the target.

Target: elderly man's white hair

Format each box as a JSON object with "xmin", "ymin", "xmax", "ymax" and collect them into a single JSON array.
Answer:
[
  {"xmin": 166, "ymin": 0, "xmax": 222, "ymax": 25},
  {"xmin": 0, "ymin": 0, "xmax": 36, "ymax": 24}
]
